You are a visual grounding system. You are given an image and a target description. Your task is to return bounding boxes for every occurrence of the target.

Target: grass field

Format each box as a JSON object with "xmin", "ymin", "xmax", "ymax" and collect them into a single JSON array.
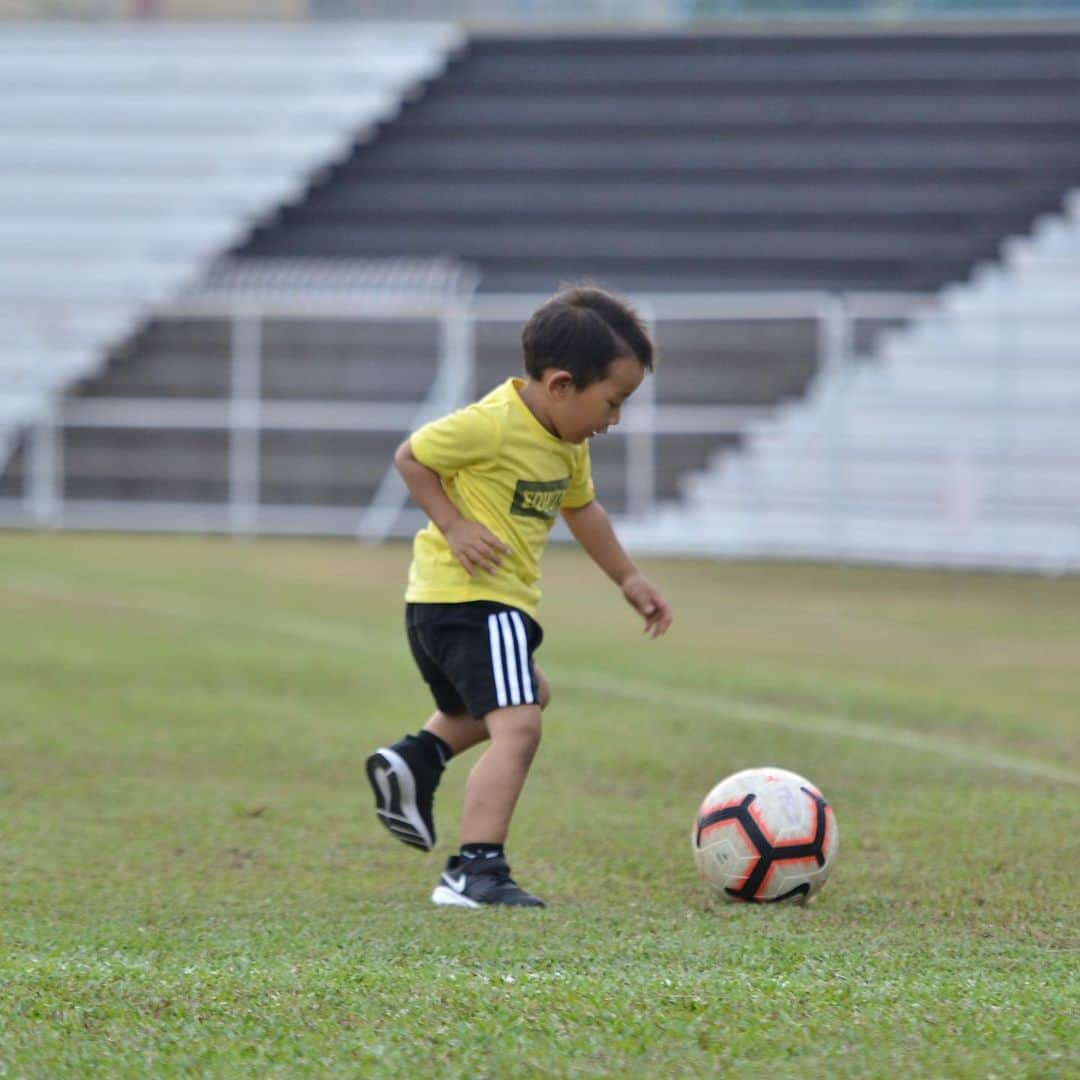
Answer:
[{"xmin": 1, "ymin": 531, "xmax": 1078, "ymax": 1078}]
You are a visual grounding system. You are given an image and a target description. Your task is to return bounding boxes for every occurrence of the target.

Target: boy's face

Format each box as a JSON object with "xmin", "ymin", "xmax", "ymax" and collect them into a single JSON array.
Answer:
[{"xmin": 547, "ymin": 355, "xmax": 647, "ymax": 445}]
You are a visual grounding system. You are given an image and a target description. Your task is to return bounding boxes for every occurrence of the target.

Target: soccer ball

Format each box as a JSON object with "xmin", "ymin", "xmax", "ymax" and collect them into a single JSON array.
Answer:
[{"xmin": 692, "ymin": 766, "xmax": 839, "ymax": 904}]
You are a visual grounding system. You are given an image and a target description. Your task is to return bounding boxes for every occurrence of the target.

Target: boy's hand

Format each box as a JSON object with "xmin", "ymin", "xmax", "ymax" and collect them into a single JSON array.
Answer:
[
  {"xmin": 620, "ymin": 571, "xmax": 673, "ymax": 639},
  {"xmin": 444, "ymin": 518, "xmax": 513, "ymax": 577}
]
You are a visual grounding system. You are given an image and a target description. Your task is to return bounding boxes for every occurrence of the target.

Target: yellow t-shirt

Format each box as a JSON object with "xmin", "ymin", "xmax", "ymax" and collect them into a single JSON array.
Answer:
[{"xmin": 405, "ymin": 377, "xmax": 595, "ymax": 617}]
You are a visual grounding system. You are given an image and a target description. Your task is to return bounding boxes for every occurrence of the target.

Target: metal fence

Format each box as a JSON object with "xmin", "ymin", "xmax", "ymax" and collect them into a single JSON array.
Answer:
[{"xmin": 0, "ymin": 290, "xmax": 928, "ymax": 542}]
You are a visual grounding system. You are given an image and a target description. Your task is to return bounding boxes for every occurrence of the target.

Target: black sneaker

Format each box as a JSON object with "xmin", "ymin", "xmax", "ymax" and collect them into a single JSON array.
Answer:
[
  {"xmin": 431, "ymin": 854, "xmax": 546, "ymax": 909},
  {"xmin": 365, "ymin": 739, "xmax": 439, "ymax": 852}
]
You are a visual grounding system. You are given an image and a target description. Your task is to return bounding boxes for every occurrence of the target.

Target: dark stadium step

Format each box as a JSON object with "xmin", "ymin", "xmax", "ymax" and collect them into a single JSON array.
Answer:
[
  {"xmin": 76, "ymin": 317, "xmax": 443, "ymax": 402},
  {"xmin": 298, "ymin": 177, "xmax": 1069, "ymax": 219},
  {"xmin": 286, "ymin": 208, "xmax": 1038, "ymax": 237},
  {"xmin": 395, "ymin": 92, "xmax": 1080, "ymax": 132},
  {"xmin": 330, "ymin": 136, "xmax": 1080, "ymax": 177},
  {"xmin": 449, "ymin": 40, "xmax": 1080, "ymax": 89},
  {"xmin": 43, "ymin": 428, "xmax": 399, "ymax": 508},
  {"xmin": 247, "ymin": 222, "xmax": 1013, "ymax": 261},
  {"xmin": 238, "ymin": 30, "xmax": 1080, "ymax": 300}
]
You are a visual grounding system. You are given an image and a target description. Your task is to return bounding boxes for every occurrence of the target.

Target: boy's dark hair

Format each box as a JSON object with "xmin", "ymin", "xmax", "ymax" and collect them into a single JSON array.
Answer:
[{"xmin": 521, "ymin": 284, "xmax": 654, "ymax": 389}]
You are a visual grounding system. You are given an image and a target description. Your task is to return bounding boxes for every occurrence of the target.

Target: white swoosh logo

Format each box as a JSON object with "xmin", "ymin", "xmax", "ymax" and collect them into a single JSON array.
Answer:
[{"xmin": 443, "ymin": 873, "xmax": 467, "ymax": 892}]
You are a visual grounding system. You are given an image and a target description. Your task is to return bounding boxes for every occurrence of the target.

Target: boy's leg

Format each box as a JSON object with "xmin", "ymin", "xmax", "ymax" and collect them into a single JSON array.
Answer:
[
  {"xmin": 460, "ymin": 703, "xmax": 542, "ymax": 845},
  {"xmin": 430, "ymin": 663, "xmax": 550, "ymax": 908},
  {"xmin": 429, "ymin": 699, "xmax": 544, "ymax": 911},
  {"xmin": 425, "ymin": 663, "xmax": 549, "ymax": 761},
  {"xmin": 424, "ymin": 709, "xmax": 489, "ymax": 756},
  {"xmin": 430, "ymin": 702, "xmax": 546, "ymax": 909}
]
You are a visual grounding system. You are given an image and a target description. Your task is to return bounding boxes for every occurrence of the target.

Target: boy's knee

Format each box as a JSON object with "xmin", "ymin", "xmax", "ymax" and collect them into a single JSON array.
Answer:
[{"xmin": 487, "ymin": 705, "xmax": 542, "ymax": 759}]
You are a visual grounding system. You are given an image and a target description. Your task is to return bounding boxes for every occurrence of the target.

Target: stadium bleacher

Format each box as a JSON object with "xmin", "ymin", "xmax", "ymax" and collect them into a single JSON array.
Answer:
[
  {"xmin": 0, "ymin": 22, "xmax": 462, "ymax": 471},
  {"xmin": 240, "ymin": 33, "xmax": 1080, "ymax": 292},
  {"xmin": 631, "ymin": 190, "xmax": 1080, "ymax": 570},
  {"xmin": 3, "ymin": 26, "xmax": 1080, "ymax": 568}
]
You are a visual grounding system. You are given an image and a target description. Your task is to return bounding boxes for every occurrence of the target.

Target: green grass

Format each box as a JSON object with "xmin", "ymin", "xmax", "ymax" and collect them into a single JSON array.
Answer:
[{"xmin": 1, "ymin": 532, "xmax": 1078, "ymax": 1078}]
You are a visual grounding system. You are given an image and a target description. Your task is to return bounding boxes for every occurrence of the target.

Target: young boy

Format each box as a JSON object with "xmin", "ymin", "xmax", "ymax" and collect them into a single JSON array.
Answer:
[{"xmin": 365, "ymin": 284, "xmax": 672, "ymax": 909}]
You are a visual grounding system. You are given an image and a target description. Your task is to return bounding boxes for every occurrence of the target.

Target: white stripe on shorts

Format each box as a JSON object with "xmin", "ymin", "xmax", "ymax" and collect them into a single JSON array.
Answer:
[
  {"xmin": 509, "ymin": 610, "xmax": 534, "ymax": 704},
  {"xmin": 488, "ymin": 613, "xmax": 508, "ymax": 708},
  {"xmin": 497, "ymin": 612, "xmax": 521, "ymax": 705}
]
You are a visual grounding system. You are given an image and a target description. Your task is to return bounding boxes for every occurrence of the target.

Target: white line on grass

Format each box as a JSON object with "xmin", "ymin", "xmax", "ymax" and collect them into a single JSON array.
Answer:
[
  {"xmin": 6, "ymin": 576, "xmax": 1079, "ymax": 787},
  {"xmin": 555, "ymin": 670, "xmax": 1080, "ymax": 787}
]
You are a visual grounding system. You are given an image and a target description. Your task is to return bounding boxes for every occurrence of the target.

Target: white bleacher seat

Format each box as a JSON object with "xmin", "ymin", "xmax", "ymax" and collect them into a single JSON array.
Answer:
[
  {"xmin": 0, "ymin": 131, "xmax": 356, "ymax": 171},
  {"xmin": 685, "ymin": 458, "xmax": 1080, "ymax": 529},
  {"xmin": 630, "ymin": 190, "xmax": 1080, "ymax": 572},
  {"xmin": 0, "ymin": 96, "xmax": 396, "ymax": 139},
  {"xmin": 0, "ymin": 176, "xmax": 297, "ymax": 217},
  {"xmin": 0, "ymin": 258, "xmax": 193, "ymax": 301},
  {"xmin": 0, "ymin": 219, "xmax": 242, "ymax": 259},
  {"xmin": 870, "ymin": 361, "xmax": 1080, "ymax": 399},
  {"xmin": 2, "ymin": 304, "xmax": 132, "ymax": 351},
  {"xmin": 0, "ymin": 21, "xmax": 462, "ymax": 472}
]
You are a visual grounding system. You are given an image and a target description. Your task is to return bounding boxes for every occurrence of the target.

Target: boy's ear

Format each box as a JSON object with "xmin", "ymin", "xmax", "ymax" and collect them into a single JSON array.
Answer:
[{"xmin": 545, "ymin": 370, "xmax": 575, "ymax": 397}]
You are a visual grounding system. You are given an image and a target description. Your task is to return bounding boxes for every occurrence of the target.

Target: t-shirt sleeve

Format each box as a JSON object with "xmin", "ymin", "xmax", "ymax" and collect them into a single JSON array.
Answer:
[
  {"xmin": 561, "ymin": 441, "xmax": 596, "ymax": 509},
  {"xmin": 409, "ymin": 405, "xmax": 499, "ymax": 477}
]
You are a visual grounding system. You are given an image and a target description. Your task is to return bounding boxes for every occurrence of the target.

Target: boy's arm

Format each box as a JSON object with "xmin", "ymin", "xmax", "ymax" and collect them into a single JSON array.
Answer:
[
  {"xmin": 394, "ymin": 440, "xmax": 511, "ymax": 577},
  {"xmin": 561, "ymin": 500, "xmax": 672, "ymax": 638}
]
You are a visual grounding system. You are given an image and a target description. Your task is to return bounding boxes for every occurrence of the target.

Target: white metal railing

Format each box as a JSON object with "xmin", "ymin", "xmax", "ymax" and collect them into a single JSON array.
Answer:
[
  {"xmin": 0, "ymin": 290, "xmax": 927, "ymax": 539},
  {"xmin": 6, "ymin": 281, "xmax": 1078, "ymax": 571}
]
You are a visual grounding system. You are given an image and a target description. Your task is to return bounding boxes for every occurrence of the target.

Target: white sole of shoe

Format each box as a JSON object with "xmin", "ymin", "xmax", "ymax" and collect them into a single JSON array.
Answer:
[
  {"xmin": 366, "ymin": 746, "xmax": 434, "ymax": 851},
  {"xmin": 431, "ymin": 885, "xmax": 482, "ymax": 908}
]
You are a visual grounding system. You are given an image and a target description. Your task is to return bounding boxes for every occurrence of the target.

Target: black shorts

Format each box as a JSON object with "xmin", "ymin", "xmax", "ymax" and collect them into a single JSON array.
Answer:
[{"xmin": 406, "ymin": 601, "xmax": 544, "ymax": 721}]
